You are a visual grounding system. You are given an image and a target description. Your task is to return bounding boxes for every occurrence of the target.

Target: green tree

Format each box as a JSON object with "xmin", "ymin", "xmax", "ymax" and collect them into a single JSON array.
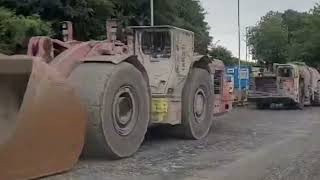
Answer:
[
  {"xmin": 287, "ymin": 5, "xmax": 320, "ymax": 67},
  {"xmin": 282, "ymin": 9, "xmax": 307, "ymax": 44},
  {"xmin": 247, "ymin": 5, "xmax": 320, "ymax": 68},
  {"xmin": 0, "ymin": 7, "xmax": 52, "ymax": 54},
  {"xmin": 208, "ymin": 46, "xmax": 236, "ymax": 65},
  {"xmin": 248, "ymin": 11, "xmax": 289, "ymax": 65},
  {"xmin": 0, "ymin": 0, "xmax": 212, "ymax": 53},
  {"xmin": 112, "ymin": 0, "xmax": 212, "ymax": 53},
  {"xmin": 0, "ymin": 0, "xmax": 114, "ymax": 40}
]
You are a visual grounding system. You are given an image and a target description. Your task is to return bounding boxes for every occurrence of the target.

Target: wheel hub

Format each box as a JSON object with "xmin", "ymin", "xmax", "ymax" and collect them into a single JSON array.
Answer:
[
  {"xmin": 112, "ymin": 86, "xmax": 137, "ymax": 136},
  {"xmin": 117, "ymin": 96, "xmax": 133, "ymax": 125},
  {"xmin": 193, "ymin": 88, "xmax": 207, "ymax": 122}
]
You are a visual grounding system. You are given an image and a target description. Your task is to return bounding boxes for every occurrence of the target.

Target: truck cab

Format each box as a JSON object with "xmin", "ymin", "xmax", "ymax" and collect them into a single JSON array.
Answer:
[
  {"xmin": 130, "ymin": 26, "xmax": 232, "ymax": 124},
  {"xmin": 131, "ymin": 26, "xmax": 194, "ymax": 95},
  {"xmin": 276, "ymin": 64, "xmax": 300, "ymax": 103}
]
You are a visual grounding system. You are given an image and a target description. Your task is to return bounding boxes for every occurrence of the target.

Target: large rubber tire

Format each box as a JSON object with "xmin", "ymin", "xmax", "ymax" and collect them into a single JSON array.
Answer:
[
  {"xmin": 314, "ymin": 92, "xmax": 320, "ymax": 105},
  {"xmin": 312, "ymin": 81, "xmax": 320, "ymax": 105},
  {"xmin": 176, "ymin": 68, "xmax": 213, "ymax": 140},
  {"xmin": 297, "ymin": 81, "xmax": 305, "ymax": 110},
  {"xmin": 256, "ymin": 102, "xmax": 269, "ymax": 109},
  {"xmin": 69, "ymin": 62, "xmax": 150, "ymax": 159}
]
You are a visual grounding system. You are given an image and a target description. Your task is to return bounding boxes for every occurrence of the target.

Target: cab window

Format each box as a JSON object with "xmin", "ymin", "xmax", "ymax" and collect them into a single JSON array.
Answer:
[
  {"xmin": 278, "ymin": 68, "xmax": 293, "ymax": 78},
  {"xmin": 214, "ymin": 70, "xmax": 223, "ymax": 95},
  {"xmin": 141, "ymin": 31, "xmax": 171, "ymax": 59}
]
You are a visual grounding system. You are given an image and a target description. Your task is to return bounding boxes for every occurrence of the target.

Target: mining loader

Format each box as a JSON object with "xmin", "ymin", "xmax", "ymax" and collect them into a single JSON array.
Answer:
[
  {"xmin": 0, "ymin": 20, "xmax": 231, "ymax": 180},
  {"xmin": 248, "ymin": 62, "xmax": 320, "ymax": 109}
]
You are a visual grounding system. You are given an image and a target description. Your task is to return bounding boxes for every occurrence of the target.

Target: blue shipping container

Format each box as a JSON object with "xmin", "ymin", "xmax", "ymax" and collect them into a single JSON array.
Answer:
[{"xmin": 226, "ymin": 65, "xmax": 250, "ymax": 90}]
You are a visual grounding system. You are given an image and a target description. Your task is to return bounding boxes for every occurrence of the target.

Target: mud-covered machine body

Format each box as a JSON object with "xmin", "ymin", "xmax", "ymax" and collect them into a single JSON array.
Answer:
[
  {"xmin": 0, "ymin": 21, "xmax": 231, "ymax": 180},
  {"xmin": 249, "ymin": 63, "xmax": 320, "ymax": 109}
]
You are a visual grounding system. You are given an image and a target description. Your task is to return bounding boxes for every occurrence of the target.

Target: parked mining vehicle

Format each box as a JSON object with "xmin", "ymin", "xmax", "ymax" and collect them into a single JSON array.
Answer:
[
  {"xmin": 248, "ymin": 62, "xmax": 320, "ymax": 109},
  {"xmin": 210, "ymin": 59, "xmax": 233, "ymax": 114},
  {"xmin": 0, "ymin": 20, "xmax": 231, "ymax": 180}
]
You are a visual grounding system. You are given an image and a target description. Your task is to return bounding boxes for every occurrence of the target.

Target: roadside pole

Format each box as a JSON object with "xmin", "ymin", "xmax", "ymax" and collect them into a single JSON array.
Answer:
[
  {"xmin": 238, "ymin": 0, "xmax": 241, "ymax": 98},
  {"xmin": 151, "ymin": 0, "xmax": 154, "ymax": 26}
]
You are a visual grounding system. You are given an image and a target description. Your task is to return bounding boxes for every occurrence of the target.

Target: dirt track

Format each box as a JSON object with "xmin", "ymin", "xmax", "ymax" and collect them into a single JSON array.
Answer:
[{"xmin": 44, "ymin": 107, "xmax": 320, "ymax": 180}]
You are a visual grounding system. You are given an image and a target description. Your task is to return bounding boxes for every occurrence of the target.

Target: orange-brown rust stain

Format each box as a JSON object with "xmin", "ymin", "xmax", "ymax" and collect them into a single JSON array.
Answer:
[{"xmin": 0, "ymin": 60, "xmax": 86, "ymax": 180}]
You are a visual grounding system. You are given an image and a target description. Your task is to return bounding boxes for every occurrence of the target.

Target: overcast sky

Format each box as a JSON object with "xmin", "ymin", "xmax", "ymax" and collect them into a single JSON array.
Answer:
[{"xmin": 200, "ymin": 0, "xmax": 317, "ymax": 60}]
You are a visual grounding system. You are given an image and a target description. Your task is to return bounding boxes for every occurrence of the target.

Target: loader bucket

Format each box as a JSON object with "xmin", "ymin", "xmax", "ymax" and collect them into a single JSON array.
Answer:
[{"xmin": 0, "ymin": 57, "xmax": 86, "ymax": 180}]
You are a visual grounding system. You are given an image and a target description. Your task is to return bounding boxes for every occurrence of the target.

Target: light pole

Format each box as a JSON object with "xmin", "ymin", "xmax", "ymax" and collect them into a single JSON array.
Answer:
[
  {"xmin": 245, "ymin": 27, "xmax": 248, "ymax": 63},
  {"xmin": 237, "ymin": 0, "xmax": 241, "ymax": 93},
  {"xmin": 151, "ymin": 0, "xmax": 154, "ymax": 26},
  {"xmin": 245, "ymin": 26, "xmax": 252, "ymax": 63}
]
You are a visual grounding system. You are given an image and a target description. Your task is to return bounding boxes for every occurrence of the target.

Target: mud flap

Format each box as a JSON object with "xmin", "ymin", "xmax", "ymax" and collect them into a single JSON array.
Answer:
[{"xmin": 0, "ymin": 58, "xmax": 86, "ymax": 180}]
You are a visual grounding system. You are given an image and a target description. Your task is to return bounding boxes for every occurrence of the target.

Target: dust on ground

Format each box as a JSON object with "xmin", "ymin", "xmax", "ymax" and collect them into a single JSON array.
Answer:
[{"xmin": 45, "ymin": 107, "xmax": 320, "ymax": 180}]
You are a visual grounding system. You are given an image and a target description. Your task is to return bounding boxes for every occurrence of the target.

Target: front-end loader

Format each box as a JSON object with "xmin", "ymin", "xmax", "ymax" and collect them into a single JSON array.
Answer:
[
  {"xmin": 0, "ymin": 20, "xmax": 231, "ymax": 180},
  {"xmin": 248, "ymin": 62, "xmax": 320, "ymax": 109}
]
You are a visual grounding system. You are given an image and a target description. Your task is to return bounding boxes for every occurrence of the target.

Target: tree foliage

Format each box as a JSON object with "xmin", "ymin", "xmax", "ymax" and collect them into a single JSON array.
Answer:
[
  {"xmin": 248, "ymin": 5, "xmax": 320, "ymax": 68},
  {"xmin": 0, "ymin": 0, "xmax": 114, "ymax": 40},
  {"xmin": 248, "ymin": 11, "xmax": 288, "ymax": 65},
  {"xmin": 208, "ymin": 45, "xmax": 256, "ymax": 66},
  {"xmin": 0, "ymin": 7, "xmax": 52, "ymax": 54},
  {"xmin": 208, "ymin": 46, "xmax": 236, "ymax": 65},
  {"xmin": 287, "ymin": 5, "xmax": 320, "ymax": 67},
  {"xmin": 0, "ymin": 0, "xmax": 212, "ymax": 53}
]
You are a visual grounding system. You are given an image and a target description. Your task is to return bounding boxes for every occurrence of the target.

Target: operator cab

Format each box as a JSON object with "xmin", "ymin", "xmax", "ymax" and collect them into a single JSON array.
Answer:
[
  {"xmin": 277, "ymin": 66, "xmax": 294, "ymax": 78},
  {"xmin": 276, "ymin": 65, "xmax": 296, "ymax": 96},
  {"xmin": 130, "ymin": 26, "xmax": 194, "ymax": 94}
]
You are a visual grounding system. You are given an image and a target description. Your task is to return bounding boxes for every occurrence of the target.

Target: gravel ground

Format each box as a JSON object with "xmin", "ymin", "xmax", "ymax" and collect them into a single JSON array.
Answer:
[{"xmin": 44, "ymin": 107, "xmax": 320, "ymax": 180}]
